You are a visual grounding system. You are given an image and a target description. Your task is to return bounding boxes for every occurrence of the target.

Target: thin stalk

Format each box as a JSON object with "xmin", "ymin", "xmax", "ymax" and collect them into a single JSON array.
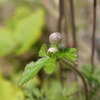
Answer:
[
  {"xmin": 61, "ymin": 58, "xmax": 88, "ymax": 100},
  {"xmin": 58, "ymin": 0, "xmax": 64, "ymax": 86},
  {"xmin": 69, "ymin": 0, "xmax": 77, "ymax": 48},
  {"xmin": 91, "ymin": 0, "xmax": 97, "ymax": 72},
  {"xmin": 59, "ymin": 63, "xmax": 63, "ymax": 86},
  {"xmin": 64, "ymin": 12, "xmax": 70, "ymax": 47},
  {"xmin": 58, "ymin": 0, "xmax": 64, "ymax": 32},
  {"xmin": 64, "ymin": 0, "xmax": 70, "ymax": 47}
]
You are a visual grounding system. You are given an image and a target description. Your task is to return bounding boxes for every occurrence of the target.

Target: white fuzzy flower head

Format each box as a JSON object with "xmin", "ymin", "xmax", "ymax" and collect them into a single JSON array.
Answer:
[
  {"xmin": 49, "ymin": 32, "xmax": 62, "ymax": 44},
  {"xmin": 48, "ymin": 47, "xmax": 58, "ymax": 53}
]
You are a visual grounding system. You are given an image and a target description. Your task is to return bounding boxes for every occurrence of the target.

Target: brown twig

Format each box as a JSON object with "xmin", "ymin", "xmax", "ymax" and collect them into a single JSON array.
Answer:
[
  {"xmin": 91, "ymin": 0, "xmax": 97, "ymax": 72},
  {"xmin": 69, "ymin": 0, "xmax": 77, "ymax": 48},
  {"xmin": 63, "ymin": 2, "xmax": 70, "ymax": 47},
  {"xmin": 58, "ymin": 0, "xmax": 69, "ymax": 47},
  {"xmin": 58, "ymin": 0, "xmax": 64, "ymax": 33}
]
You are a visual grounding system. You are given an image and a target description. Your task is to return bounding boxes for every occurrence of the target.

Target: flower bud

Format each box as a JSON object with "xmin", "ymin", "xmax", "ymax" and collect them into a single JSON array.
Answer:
[
  {"xmin": 48, "ymin": 47, "xmax": 58, "ymax": 53},
  {"xmin": 49, "ymin": 32, "xmax": 61, "ymax": 44}
]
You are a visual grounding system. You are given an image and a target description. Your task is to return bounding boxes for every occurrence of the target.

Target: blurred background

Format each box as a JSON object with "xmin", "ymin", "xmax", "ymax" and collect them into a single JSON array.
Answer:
[{"xmin": 0, "ymin": 0, "xmax": 100, "ymax": 100}]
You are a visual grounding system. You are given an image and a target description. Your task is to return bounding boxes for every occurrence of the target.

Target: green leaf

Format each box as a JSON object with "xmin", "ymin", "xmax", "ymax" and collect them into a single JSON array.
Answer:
[
  {"xmin": 57, "ymin": 48, "xmax": 78, "ymax": 64},
  {"xmin": 19, "ymin": 57, "xmax": 49, "ymax": 86},
  {"xmin": 0, "ymin": 28, "xmax": 15, "ymax": 57},
  {"xmin": 64, "ymin": 48, "xmax": 78, "ymax": 63},
  {"xmin": 14, "ymin": 9, "xmax": 45, "ymax": 55},
  {"xmin": 44, "ymin": 56, "xmax": 56, "ymax": 73},
  {"xmin": 39, "ymin": 44, "xmax": 47, "ymax": 57},
  {"xmin": 81, "ymin": 65, "xmax": 100, "ymax": 83},
  {"xmin": 5, "ymin": 6, "xmax": 31, "ymax": 31},
  {"xmin": 0, "ymin": 75, "xmax": 24, "ymax": 100}
]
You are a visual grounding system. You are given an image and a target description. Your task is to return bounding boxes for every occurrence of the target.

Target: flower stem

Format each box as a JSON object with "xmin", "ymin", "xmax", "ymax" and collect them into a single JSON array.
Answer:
[
  {"xmin": 61, "ymin": 58, "xmax": 88, "ymax": 100},
  {"xmin": 69, "ymin": 0, "xmax": 77, "ymax": 48},
  {"xmin": 91, "ymin": 0, "xmax": 97, "ymax": 72}
]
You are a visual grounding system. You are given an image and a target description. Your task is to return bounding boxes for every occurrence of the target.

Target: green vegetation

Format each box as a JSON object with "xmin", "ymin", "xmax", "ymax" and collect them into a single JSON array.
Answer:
[{"xmin": 0, "ymin": 1, "xmax": 100, "ymax": 100}]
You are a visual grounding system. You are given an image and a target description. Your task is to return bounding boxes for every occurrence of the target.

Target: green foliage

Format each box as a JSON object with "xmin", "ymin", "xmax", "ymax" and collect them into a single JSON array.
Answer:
[
  {"xmin": 0, "ymin": 8, "xmax": 45, "ymax": 56},
  {"xmin": 0, "ymin": 28, "xmax": 15, "ymax": 56},
  {"xmin": 19, "ymin": 57, "xmax": 49, "ymax": 86},
  {"xmin": 23, "ymin": 80, "xmax": 78, "ymax": 100},
  {"xmin": 19, "ymin": 44, "xmax": 78, "ymax": 86},
  {"xmin": 81, "ymin": 65, "xmax": 100, "ymax": 84},
  {"xmin": 57, "ymin": 48, "xmax": 78, "ymax": 64},
  {"xmin": 14, "ymin": 9, "xmax": 45, "ymax": 55},
  {"xmin": 39, "ymin": 44, "xmax": 47, "ymax": 57},
  {"xmin": 44, "ymin": 56, "xmax": 56, "ymax": 73},
  {"xmin": 0, "ymin": 75, "xmax": 24, "ymax": 100},
  {"xmin": 41, "ymin": 80, "xmax": 72, "ymax": 100},
  {"xmin": 81, "ymin": 65, "xmax": 100, "ymax": 100},
  {"xmin": 66, "ymin": 82, "xmax": 79, "ymax": 96},
  {"xmin": 6, "ymin": 6, "xmax": 31, "ymax": 31}
]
